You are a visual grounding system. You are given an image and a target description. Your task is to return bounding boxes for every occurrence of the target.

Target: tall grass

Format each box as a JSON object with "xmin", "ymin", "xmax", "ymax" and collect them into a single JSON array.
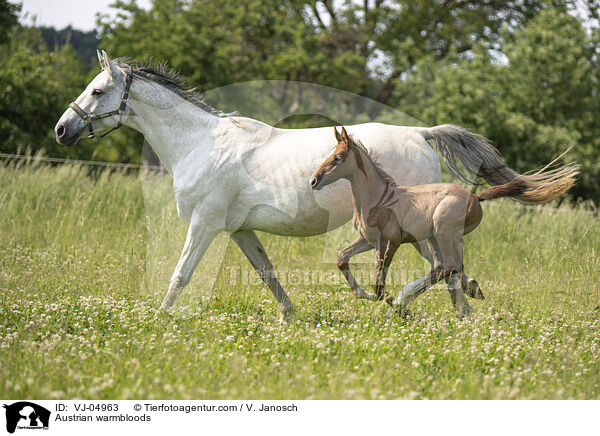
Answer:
[{"xmin": 1, "ymin": 160, "xmax": 598, "ymax": 399}]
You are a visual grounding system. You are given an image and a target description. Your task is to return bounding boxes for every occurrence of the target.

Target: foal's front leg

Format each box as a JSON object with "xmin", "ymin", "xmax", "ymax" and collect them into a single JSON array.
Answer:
[
  {"xmin": 337, "ymin": 235, "xmax": 378, "ymax": 300},
  {"xmin": 374, "ymin": 239, "xmax": 398, "ymax": 306}
]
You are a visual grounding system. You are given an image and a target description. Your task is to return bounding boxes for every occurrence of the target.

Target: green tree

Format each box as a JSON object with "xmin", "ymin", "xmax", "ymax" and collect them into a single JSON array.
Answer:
[
  {"xmin": 99, "ymin": 0, "xmax": 567, "ymax": 102},
  {"xmin": 397, "ymin": 9, "xmax": 599, "ymax": 200},
  {"xmin": 99, "ymin": 0, "xmax": 367, "ymax": 93},
  {"xmin": 0, "ymin": 0, "xmax": 19, "ymax": 45},
  {"xmin": 0, "ymin": 25, "xmax": 90, "ymax": 158}
]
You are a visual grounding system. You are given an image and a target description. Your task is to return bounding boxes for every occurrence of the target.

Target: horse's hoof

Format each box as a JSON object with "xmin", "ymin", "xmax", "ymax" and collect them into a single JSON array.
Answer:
[
  {"xmin": 159, "ymin": 304, "xmax": 173, "ymax": 315},
  {"xmin": 354, "ymin": 287, "xmax": 378, "ymax": 301},
  {"xmin": 279, "ymin": 305, "xmax": 296, "ymax": 323}
]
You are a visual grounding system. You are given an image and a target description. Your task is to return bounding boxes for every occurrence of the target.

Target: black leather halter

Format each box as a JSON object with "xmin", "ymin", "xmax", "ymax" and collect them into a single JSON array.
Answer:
[{"xmin": 68, "ymin": 71, "xmax": 133, "ymax": 141}]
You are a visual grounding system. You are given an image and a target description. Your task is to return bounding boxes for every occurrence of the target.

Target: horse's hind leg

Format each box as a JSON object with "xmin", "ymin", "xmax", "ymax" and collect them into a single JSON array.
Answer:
[
  {"xmin": 230, "ymin": 230, "xmax": 294, "ymax": 321},
  {"xmin": 337, "ymin": 235, "xmax": 377, "ymax": 300}
]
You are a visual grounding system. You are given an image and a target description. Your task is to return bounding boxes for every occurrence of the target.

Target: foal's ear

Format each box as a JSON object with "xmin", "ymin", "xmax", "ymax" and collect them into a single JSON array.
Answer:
[
  {"xmin": 334, "ymin": 127, "xmax": 343, "ymax": 143},
  {"xmin": 340, "ymin": 127, "xmax": 351, "ymax": 145}
]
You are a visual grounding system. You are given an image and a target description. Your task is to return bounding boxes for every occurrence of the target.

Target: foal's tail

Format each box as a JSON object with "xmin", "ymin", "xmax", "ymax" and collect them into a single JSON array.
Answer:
[
  {"xmin": 475, "ymin": 179, "xmax": 528, "ymax": 202},
  {"xmin": 419, "ymin": 124, "xmax": 579, "ymax": 204}
]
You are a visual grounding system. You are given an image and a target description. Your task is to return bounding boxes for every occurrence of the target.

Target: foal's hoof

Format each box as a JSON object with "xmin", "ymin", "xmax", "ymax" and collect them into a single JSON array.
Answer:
[
  {"xmin": 464, "ymin": 278, "xmax": 485, "ymax": 300},
  {"xmin": 458, "ymin": 304, "xmax": 473, "ymax": 319}
]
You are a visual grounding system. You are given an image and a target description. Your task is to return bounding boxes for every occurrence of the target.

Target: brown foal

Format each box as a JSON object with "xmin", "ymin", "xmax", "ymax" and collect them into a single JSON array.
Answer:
[{"xmin": 309, "ymin": 127, "xmax": 577, "ymax": 317}]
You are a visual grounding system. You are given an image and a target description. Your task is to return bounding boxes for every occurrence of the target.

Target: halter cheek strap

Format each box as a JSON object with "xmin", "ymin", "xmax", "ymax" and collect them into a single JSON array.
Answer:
[{"xmin": 68, "ymin": 71, "xmax": 133, "ymax": 141}]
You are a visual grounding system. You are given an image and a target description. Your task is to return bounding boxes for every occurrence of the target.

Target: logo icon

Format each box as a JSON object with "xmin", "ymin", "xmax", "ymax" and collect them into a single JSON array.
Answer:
[{"xmin": 2, "ymin": 402, "xmax": 50, "ymax": 434}]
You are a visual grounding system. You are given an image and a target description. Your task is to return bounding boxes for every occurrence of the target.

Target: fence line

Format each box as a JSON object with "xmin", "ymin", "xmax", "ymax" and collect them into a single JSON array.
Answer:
[
  {"xmin": 0, "ymin": 152, "xmax": 596, "ymax": 215},
  {"xmin": 0, "ymin": 152, "xmax": 163, "ymax": 171}
]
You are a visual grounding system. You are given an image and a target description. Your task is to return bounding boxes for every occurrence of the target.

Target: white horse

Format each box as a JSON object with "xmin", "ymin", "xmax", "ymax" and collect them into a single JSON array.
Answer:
[{"xmin": 55, "ymin": 51, "xmax": 571, "ymax": 319}]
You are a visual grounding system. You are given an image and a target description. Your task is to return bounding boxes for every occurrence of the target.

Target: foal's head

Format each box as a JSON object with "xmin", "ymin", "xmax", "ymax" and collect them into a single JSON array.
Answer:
[{"xmin": 310, "ymin": 127, "xmax": 360, "ymax": 190}]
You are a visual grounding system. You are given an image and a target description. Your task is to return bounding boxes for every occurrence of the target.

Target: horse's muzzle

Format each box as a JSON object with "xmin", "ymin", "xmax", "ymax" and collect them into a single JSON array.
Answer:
[{"xmin": 54, "ymin": 123, "xmax": 79, "ymax": 146}]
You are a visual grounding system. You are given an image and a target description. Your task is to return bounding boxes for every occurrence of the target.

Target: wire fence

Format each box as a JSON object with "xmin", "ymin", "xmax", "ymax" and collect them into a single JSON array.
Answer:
[{"xmin": 0, "ymin": 152, "xmax": 164, "ymax": 171}]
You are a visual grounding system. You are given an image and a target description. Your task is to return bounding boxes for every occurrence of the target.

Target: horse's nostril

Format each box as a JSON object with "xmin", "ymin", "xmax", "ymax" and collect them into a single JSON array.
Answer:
[
  {"xmin": 310, "ymin": 177, "xmax": 318, "ymax": 188},
  {"xmin": 57, "ymin": 125, "xmax": 66, "ymax": 138}
]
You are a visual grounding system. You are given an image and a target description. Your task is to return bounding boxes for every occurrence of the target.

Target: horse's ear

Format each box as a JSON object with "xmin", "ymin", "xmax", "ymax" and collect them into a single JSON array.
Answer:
[
  {"xmin": 97, "ymin": 50, "xmax": 105, "ymax": 70},
  {"xmin": 102, "ymin": 50, "xmax": 119, "ymax": 79},
  {"xmin": 341, "ymin": 127, "xmax": 351, "ymax": 145},
  {"xmin": 334, "ymin": 127, "xmax": 342, "ymax": 142}
]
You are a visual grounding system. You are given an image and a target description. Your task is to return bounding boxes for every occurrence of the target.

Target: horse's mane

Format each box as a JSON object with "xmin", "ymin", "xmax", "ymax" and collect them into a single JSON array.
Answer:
[
  {"xmin": 349, "ymin": 135, "xmax": 397, "ymax": 185},
  {"xmin": 114, "ymin": 58, "xmax": 231, "ymax": 117}
]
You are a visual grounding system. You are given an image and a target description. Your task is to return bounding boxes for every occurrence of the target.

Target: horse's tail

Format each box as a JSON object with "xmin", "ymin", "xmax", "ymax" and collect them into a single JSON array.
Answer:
[{"xmin": 419, "ymin": 124, "xmax": 579, "ymax": 204}]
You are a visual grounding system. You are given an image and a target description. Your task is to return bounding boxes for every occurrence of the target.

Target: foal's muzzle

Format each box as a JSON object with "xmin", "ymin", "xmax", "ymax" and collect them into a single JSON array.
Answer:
[{"xmin": 310, "ymin": 176, "xmax": 322, "ymax": 190}]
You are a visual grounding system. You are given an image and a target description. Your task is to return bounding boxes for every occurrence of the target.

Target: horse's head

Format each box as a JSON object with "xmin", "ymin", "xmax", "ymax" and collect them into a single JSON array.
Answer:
[
  {"xmin": 54, "ymin": 50, "xmax": 131, "ymax": 146},
  {"xmin": 309, "ymin": 126, "xmax": 358, "ymax": 190}
]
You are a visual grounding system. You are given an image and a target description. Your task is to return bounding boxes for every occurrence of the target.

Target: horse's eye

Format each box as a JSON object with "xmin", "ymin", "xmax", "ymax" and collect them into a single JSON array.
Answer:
[
  {"xmin": 334, "ymin": 155, "xmax": 342, "ymax": 162},
  {"xmin": 92, "ymin": 89, "xmax": 104, "ymax": 96}
]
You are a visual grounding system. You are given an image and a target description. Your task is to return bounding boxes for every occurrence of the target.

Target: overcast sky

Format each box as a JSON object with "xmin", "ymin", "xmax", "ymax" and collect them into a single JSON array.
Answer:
[
  {"xmin": 18, "ymin": 0, "xmax": 153, "ymax": 31},
  {"xmin": 16, "ymin": 0, "xmax": 598, "ymax": 33}
]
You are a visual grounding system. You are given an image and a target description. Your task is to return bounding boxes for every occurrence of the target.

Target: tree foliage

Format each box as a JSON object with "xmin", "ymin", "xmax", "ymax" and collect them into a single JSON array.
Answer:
[
  {"xmin": 0, "ymin": 0, "xmax": 19, "ymax": 44},
  {"xmin": 0, "ymin": 22, "xmax": 93, "ymax": 158},
  {"xmin": 396, "ymin": 9, "xmax": 599, "ymax": 199}
]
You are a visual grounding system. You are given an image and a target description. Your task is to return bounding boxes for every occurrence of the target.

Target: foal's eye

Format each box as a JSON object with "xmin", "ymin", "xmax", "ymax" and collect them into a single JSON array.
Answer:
[{"xmin": 92, "ymin": 89, "xmax": 104, "ymax": 96}]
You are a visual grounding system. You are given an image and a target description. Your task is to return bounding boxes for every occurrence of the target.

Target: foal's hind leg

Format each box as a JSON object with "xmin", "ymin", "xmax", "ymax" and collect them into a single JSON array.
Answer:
[
  {"xmin": 449, "ymin": 272, "xmax": 472, "ymax": 318},
  {"xmin": 462, "ymin": 273, "xmax": 484, "ymax": 300},
  {"xmin": 426, "ymin": 235, "xmax": 482, "ymax": 300},
  {"xmin": 434, "ymin": 233, "xmax": 472, "ymax": 317},
  {"xmin": 387, "ymin": 238, "xmax": 443, "ymax": 317},
  {"xmin": 457, "ymin": 237, "xmax": 484, "ymax": 300},
  {"xmin": 337, "ymin": 235, "xmax": 378, "ymax": 301}
]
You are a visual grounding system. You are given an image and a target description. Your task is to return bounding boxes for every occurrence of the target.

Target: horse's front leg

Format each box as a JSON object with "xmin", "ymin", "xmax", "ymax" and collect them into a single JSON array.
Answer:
[
  {"xmin": 160, "ymin": 220, "xmax": 219, "ymax": 311},
  {"xmin": 229, "ymin": 230, "xmax": 294, "ymax": 322},
  {"xmin": 337, "ymin": 235, "xmax": 377, "ymax": 301}
]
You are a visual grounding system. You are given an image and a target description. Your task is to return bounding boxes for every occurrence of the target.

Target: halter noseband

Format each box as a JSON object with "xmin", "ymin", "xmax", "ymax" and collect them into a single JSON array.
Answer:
[{"xmin": 68, "ymin": 71, "xmax": 133, "ymax": 141}]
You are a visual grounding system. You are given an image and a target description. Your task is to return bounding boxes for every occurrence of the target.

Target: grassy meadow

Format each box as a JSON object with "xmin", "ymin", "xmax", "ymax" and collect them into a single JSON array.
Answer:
[{"xmin": 0, "ymin": 159, "xmax": 599, "ymax": 399}]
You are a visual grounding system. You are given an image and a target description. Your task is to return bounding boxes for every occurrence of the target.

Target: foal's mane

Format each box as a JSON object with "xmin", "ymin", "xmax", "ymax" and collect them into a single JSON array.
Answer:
[
  {"xmin": 348, "ymin": 134, "xmax": 397, "ymax": 185},
  {"xmin": 114, "ymin": 58, "xmax": 230, "ymax": 117}
]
